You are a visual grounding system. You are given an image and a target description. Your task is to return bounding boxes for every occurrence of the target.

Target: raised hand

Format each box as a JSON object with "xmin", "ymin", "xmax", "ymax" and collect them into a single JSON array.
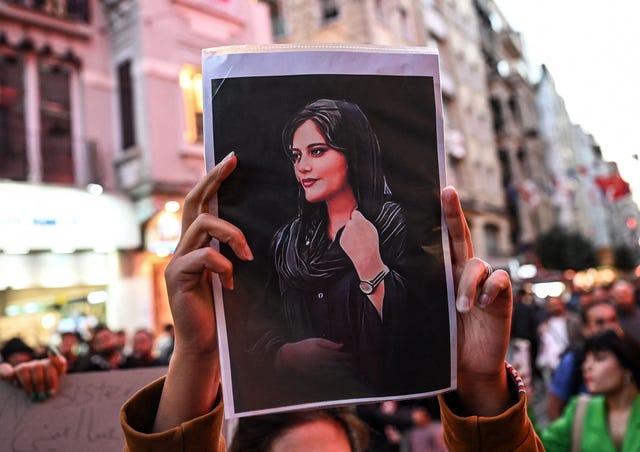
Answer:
[
  {"xmin": 154, "ymin": 152, "xmax": 253, "ymax": 432},
  {"xmin": 441, "ymin": 186, "xmax": 513, "ymax": 416},
  {"xmin": 0, "ymin": 350, "xmax": 67, "ymax": 401}
]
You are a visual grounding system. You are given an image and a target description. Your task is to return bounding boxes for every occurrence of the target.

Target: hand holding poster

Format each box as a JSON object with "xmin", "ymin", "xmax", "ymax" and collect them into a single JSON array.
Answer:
[{"xmin": 202, "ymin": 45, "xmax": 456, "ymax": 418}]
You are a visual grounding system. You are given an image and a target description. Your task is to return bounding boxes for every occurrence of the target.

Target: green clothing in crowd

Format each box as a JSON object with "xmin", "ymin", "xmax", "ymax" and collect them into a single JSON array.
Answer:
[{"xmin": 541, "ymin": 394, "xmax": 640, "ymax": 452}]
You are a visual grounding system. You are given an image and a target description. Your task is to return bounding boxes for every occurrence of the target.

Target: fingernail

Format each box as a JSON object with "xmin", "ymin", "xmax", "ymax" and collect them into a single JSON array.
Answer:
[
  {"xmin": 47, "ymin": 389, "xmax": 56, "ymax": 397},
  {"xmin": 48, "ymin": 345, "xmax": 61, "ymax": 357},
  {"xmin": 479, "ymin": 293, "xmax": 490, "ymax": 308},
  {"xmin": 243, "ymin": 245, "xmax": 254, "ymax": 261},
  {"xmin": 221, "ymin": 151, "xmax": 235, "ymax": 163},
  {"xmin": 456, "ymin": 295, "xmax": 470, "ymax": 313}
]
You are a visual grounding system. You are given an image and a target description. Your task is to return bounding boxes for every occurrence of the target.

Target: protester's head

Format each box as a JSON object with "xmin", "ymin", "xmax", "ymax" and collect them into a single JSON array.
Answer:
[
  {"xmin": 582, "ymin": 329, "xmax": 640, "ymax": 395},
  {"xmin": 282, "ymin": 99, "xmax": 387, "ymax": 220},
  {"xmin": 581, "ymin": 301, "xmax": 620, "ymax": 337},
  {"xmin": 132, "ymin": 328, "xmax": 155, "ymax": 359},
  {"xmin": 610, "ymin": 279, "xmax": 635, "ymax": 314},
  {"xmin": 59, "ymin": 331, "xmax": 82, "ymax": 356},
  {"xmin": 0, "ymin": 337, "xmax": 35, "ymax": 366},
  {"xmin": 592, "ymin": 285, "xmax": 610, "ymax": 304},
  {"xmin": 229, "ymin": 407, "xmax": 369, "ymax": 452},
  {"xmin": 545, "ymin": 296, "xmax": 566, "ymax": 316},
  {"xmin": 91, "ymin": 324, "xmax": 119, "ymax": 356}
]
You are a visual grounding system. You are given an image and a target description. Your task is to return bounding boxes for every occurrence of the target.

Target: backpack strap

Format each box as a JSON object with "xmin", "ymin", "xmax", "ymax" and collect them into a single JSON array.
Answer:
[{"xmin": 571, "ymin": 394, "xmax": 590, "ymax": 452}]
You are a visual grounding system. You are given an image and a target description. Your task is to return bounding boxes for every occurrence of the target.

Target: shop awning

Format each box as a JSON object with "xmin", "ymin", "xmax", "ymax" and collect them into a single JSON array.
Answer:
[{"xmin": 0, "ymin": 182, "xmax": 140, "ymax": 253}]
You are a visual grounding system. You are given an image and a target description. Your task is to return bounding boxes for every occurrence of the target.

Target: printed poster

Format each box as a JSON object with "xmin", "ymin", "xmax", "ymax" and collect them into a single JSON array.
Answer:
[{"xmin": 202, "ymin": 45, "xmax": 455, "ymax": 418}]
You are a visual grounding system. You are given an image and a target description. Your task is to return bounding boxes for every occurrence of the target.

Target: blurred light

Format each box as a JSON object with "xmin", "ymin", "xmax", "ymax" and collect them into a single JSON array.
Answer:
[
  {"xmin": 86, "ymin": 183, "xmax": 103, "ymax": 196},
  {"xmin": 52, "ymin": 246, "xmax": 76, "ymax": 254},
  {"xmin": 87, "ymin": 290, "xmax": 108, "ymax": 304},
  {"xmin": 531, "ymin": 281, "xmax": 565, "ymax": 299},
  {"xmin": 2, "ymin": 246, "xmax": 30, "ymax": 255},
  {"xmin": 516, "ymin": 264, "xmax": 537, "ymax": 280},
  {"xmin": 23, "ymin": 302, "xmax": 39, "ymax": 314},
  {"xmin": 41, "ymin": 313, "xmax": 57, "ymax": 329},
  {"xmin": 627, "ymin": 217, "xmax": 638, "ymax": 229},
  {"xmin": 636, "ymin": 266, "xmax": 640, "ymax": 278},
  {"xmin": 164, "ymin": 201, "xmax": 180, "ymax": 213},
  {"xmin": 5, "ymin": 305, "xmax": 21, "ymax": 316},
  {"xmin": 154, "ymin": 244, "xmax": 172, "ymax": 258}
]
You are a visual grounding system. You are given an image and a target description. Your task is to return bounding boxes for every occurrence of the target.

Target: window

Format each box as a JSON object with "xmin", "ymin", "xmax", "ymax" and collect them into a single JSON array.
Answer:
[
  {"xmin": 39, "ymin": 62, "xmax": 74, "ymax": 184},
  {"xmin": 321, "ymin": 0, "xmax": 340, "ymax": 23},
  {"xmin": 0, "ymin": 53, "xmax": 27, "ymax": 180},
  {"xmin": 264, "ymin": 0, "xmax": 286, "ymax": 38},
  {"xmin": 117, "ymin": 60, "xmax": 136, "ymax": 150},
  {"xmin": 179, "ymin": 64, "xmax": 203, "ymax": 144},
  {"xmin": 483, "ymin": 223, "xmax": 500, "ymax": 257}
]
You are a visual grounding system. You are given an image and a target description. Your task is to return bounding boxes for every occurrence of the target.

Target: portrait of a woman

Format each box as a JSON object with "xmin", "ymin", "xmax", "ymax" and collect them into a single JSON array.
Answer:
[{"xmin": 250, "ymin": 99, "xmax": 409, "ymax": 404}]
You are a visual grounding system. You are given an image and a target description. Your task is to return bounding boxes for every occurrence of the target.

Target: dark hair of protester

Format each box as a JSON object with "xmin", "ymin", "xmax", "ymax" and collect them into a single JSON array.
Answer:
[
  {"xmin": 229, "ymin": 407, "xmax": 369, "ymax": 452},
  {"xmin": 281, "ymin": 98, "xmax": 389, "ymax": 222},
  {"xmin": 584, "ymin": 328, "xmax": 640, "ymax": 385},
  {"xmin": 1, "ymin": 337, "xmax": 36, "ymax": 364}
]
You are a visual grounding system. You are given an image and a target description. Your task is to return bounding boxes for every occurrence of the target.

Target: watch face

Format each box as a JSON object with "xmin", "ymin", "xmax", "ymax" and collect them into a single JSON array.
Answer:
[{"xmin": 359, "ymin": 281, "xmax": 374, "ymax": 295}]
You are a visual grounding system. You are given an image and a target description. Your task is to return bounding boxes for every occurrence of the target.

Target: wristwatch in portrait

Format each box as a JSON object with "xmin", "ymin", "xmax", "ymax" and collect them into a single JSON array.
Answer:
[{"xmin": 359, "ymin": 265, "xmax": 390, "ymax": 295}]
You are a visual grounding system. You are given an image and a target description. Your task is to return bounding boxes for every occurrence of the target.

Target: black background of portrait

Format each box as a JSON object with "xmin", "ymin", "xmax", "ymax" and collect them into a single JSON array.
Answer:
[{"xmin": 210, "ymin": 74, "xmax": 451, "ymax": 414}]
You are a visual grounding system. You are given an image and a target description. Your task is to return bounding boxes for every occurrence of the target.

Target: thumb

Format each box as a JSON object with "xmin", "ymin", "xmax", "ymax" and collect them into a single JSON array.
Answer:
[
  {"xmin": 48, "ymin": 346, "xmax": 68, "ymax": 375},
  {"xmin": 315, "ymin": 339, "xmax": 343, "ymax": 350}
]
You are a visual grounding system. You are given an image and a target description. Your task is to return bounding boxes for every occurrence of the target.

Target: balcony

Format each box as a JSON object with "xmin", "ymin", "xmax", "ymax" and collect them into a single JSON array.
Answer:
[{"xmin": 2, "ymin": 0, "xmax": 90, "ymax": 23}]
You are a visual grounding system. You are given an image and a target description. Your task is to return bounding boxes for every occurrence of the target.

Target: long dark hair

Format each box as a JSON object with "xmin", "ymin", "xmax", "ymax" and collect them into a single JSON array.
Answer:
[
  {"xmin": 584, "ymin": 329, "xmax": 640, "ymax": 385},
  {"xmin": 282, "ymin": 99, "xmax": 389, "ymax": 223}
]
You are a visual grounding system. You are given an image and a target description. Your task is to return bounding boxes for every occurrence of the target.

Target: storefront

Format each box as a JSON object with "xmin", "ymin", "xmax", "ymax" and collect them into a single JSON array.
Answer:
[{"xmin": 0, "ymin": 182, "xmax": 141, "ymax": 346}]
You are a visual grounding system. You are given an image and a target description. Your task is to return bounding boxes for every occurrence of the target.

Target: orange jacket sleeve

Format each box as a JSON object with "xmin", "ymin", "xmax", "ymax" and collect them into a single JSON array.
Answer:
[{"xmin": 120, "ymin": 377, "xmax": 226, "ymax": 452}]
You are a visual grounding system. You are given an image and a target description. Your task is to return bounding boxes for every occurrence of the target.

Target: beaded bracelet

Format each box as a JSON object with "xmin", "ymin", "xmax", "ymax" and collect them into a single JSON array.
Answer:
[{"xmin": 505, "ymin": 361, "xmax": 526, "ymax": 394}]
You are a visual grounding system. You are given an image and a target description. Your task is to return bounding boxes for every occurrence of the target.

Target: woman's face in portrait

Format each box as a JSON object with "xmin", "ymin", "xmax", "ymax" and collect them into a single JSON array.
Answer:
[
  {"xmin": 290, "ymin": 120, "xmax": 352, "ymax": 204},
  {"xmin": 582, "ymin": 350, "xmax": 629, "ymax": 394}
]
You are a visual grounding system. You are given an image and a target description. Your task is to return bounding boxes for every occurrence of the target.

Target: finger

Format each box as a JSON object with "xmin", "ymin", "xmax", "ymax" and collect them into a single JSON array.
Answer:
[
  {"xmin": 44, "ymin": 364, "xmax": 59, "ymax": 397},
  {"xmin": 442, "ymin": 186, "xmax": 473, "ymax": 263},
  {"xmin": 48, "ymin": 350, "xmax": 68, "ymax": 376},
  {"xmin": 30, "ymin": 363, "xmax": 47, "ymax": 401},
  {"xmin": 15, "ymin": 365, "xmax": 34, "ymax": 398},
  {"xmin": 175, "ymin": 213, "xmax": 253, "ymax": 261},
  {"xmin": 168, "ymin": 247, "xmax": 236, "ymax": 290},
  {"xmin": 315, "ymin": 339, "xmax": 344, "ymax": 350},
  {"xmin": 455, "ymin": 258, "xmax": 490, "ymax": 313},
  {"xmin": 181, "ymin": 152, "xmax": 237, "ymax": 233},
  {"xmin": 475, "ymin": 269, "xmax": 512, "ymax": 311}
]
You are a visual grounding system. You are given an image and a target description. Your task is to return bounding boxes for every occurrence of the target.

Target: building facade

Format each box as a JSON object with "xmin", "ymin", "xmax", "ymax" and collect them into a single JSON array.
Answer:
[
  {"xmin": 0, "ymin": 0, "xmax": 270, "ymax": 345},
  {"xmin": 418, "ymin": 0, "xmax": 511, "ymax": 266},
  {"xmin": 474, "ymin": 0, "xmax": 553, "ymax": 259}
]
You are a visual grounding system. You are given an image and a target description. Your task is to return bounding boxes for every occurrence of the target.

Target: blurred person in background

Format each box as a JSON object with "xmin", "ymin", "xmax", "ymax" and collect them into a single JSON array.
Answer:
[
  {"xmin": 609, "ymin": 279, "xmax": 640, "ymax": 344},
  {"xmin": 536, "ymin": 295, "xmax": 582, "ymax": 386},
  {"xmin": 357, "ymin": 398, "xmax": 445, "ymax": 452},
  {"xmin": 510, "ymin": 287, "xmax": 541, "ymax": 384},
  {"xmin": 547, "ymin": 301, "xmax": 620, "ymax": 421},
  {"xmin": 73, "ymin": 324, "xmax": 123, "ymax": 371},
  {"xmin": 0, "ymin": 337, "xmax": 67, "ymax": 402},
  {"xmin": 122, "ymin": 328, "xmax": 164, "ymax": 368},
  {"xmin": 116, "ymin": 329, "xmax": 129, "ymax": 355},
  {"xmin": 0, "ymin": 337, "xmax": 37, "ymax": 366},
  {"xmin": 58, "ymin": 331, "xmax": 88, "ymax": 373},
  {"xmin": 541, "ymin": 329, "xmax": 640, "ymax": 451},
  {"xmin": 154, "ymin": 323, "xmax": 175, "ymax": 365}
]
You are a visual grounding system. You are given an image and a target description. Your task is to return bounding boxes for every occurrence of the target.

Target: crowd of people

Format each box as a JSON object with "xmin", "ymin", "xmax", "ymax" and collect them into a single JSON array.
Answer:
[
  {"xmin": 1, "ymin": 151, "xmax": 640, "ymax": 450},
  {"xmin": 0, "ymin": 323, "xmax": 173, "ymax": 377}
]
